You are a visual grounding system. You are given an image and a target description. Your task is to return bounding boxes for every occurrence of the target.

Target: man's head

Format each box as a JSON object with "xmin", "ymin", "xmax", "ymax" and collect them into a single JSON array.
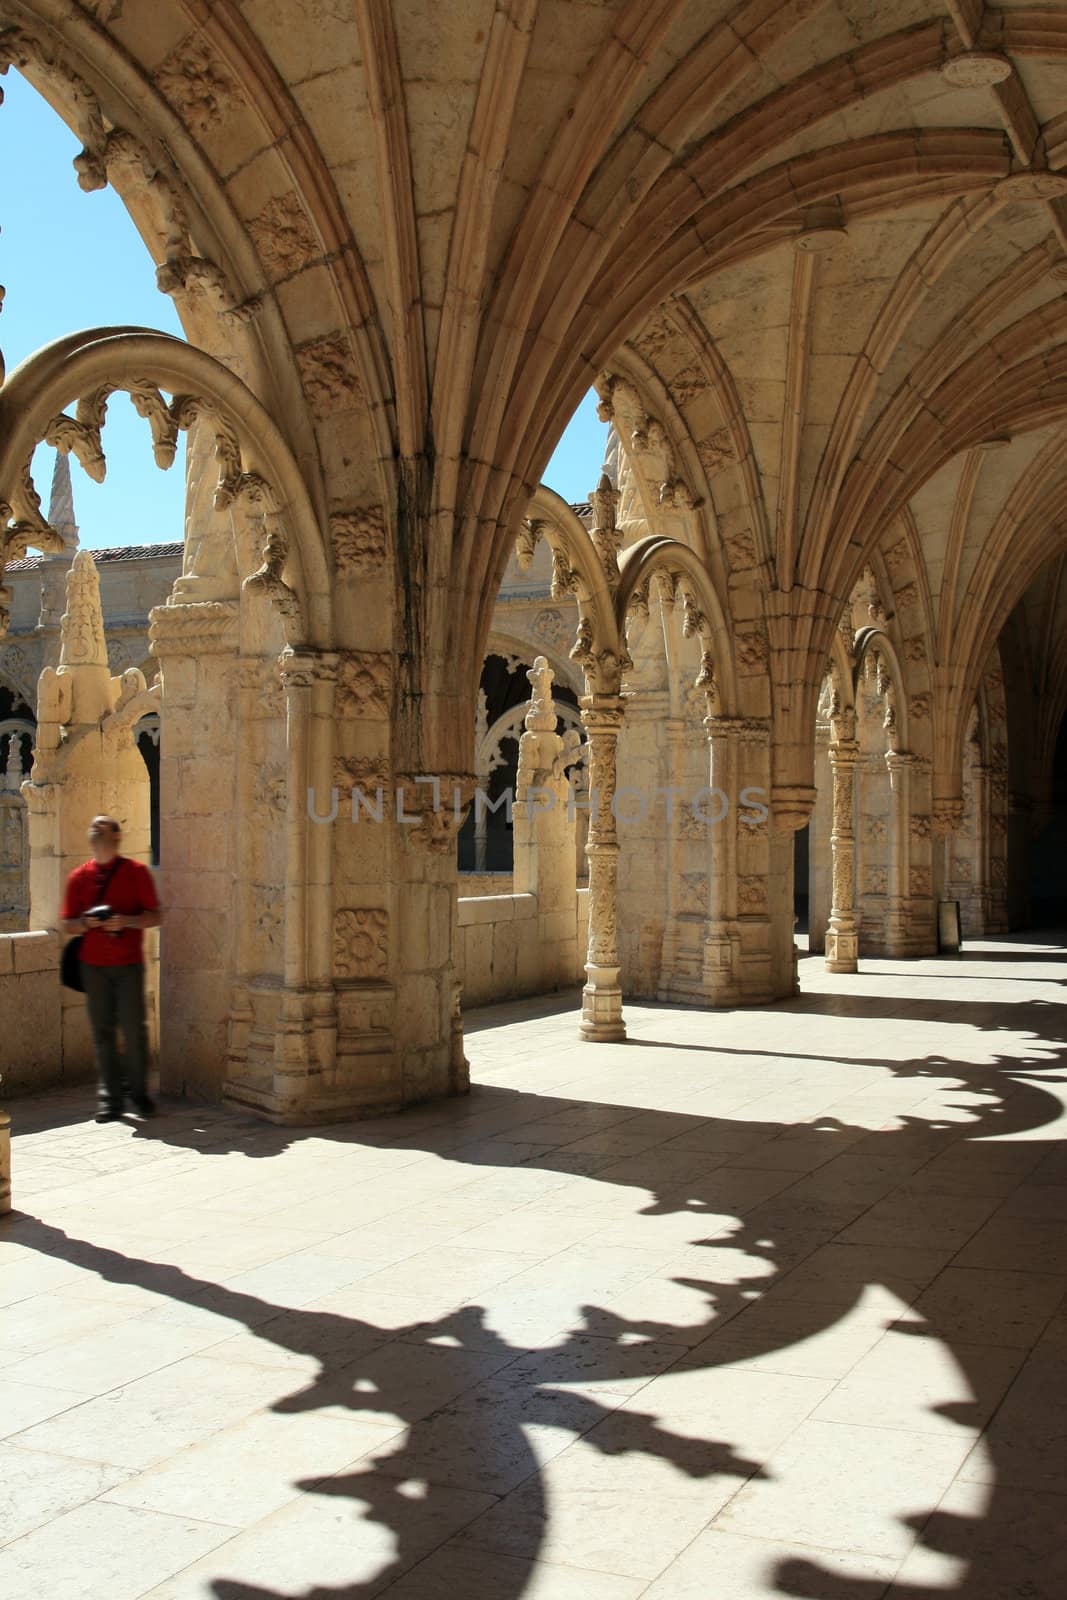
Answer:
[{"xmin": 87, "ymin": 816, "xmax": 121, "ymax": 864}]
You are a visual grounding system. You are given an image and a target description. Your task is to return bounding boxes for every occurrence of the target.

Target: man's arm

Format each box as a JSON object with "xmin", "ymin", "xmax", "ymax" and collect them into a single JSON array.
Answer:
[
  {"xmin": 59, "ymin": 913, "xmax": 91, "ymax": 938},
  {"xmin": 107, "ymin": 909, "xmax": 163, "ymax": 931}
]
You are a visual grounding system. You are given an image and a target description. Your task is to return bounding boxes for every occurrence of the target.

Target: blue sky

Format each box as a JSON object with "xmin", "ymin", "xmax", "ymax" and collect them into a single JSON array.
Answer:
[{"xmin": 3, "ymin": 69, "xmax": 605, "ymax": 550}]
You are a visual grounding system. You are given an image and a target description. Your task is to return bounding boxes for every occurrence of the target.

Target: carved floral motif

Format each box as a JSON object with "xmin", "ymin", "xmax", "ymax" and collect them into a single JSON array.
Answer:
[
  {"xmin": 336, "ymin": 652, "xmax": 391, "ymax": 718},
  {"xmin": 155, "ymin": 36, "xmax": 235, "ymax": 137},
  {"xmin": 295, "ymin": 335, "xmax": 363, "ymax": 419},
  {"xmin": 248, "ymin": 191, "xmax": 320, "ymax": 278},
  {"xmin": 331, "ymin": 507, "xmax": 387, "ymax": 574},
  {"xmin": 334, "ymin": 908, "xmax": 388, "ymax": 981}
]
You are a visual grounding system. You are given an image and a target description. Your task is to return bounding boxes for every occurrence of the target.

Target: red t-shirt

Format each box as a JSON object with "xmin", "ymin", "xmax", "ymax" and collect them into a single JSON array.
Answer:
[{"xmin": 61, "ymin": 857, "xmax": 160, "ymax": 967}]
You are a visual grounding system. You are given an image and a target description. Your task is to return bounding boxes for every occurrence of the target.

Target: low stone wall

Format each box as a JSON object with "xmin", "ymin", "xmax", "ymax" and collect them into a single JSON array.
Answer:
[
  {"xmin": 456, "ymin": 888, "xmax": 588, "ymax": 1008},
  {"xmin": 0, "ymin": 932, "xmax": 94, "ymax": 1096},
  {"xmin": 457, "ymin": 871, "xmax": 515, "ymax": 899},
  {"xmin": 0, "ymin": 931, "xmax": 160, "ymax": 1098}
]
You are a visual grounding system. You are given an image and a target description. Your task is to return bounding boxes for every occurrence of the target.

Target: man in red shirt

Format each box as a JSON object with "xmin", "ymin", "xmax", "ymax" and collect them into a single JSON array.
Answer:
[{"xmin": 60, "ymin": 816, "xmax": 163, "ymax": 1123}]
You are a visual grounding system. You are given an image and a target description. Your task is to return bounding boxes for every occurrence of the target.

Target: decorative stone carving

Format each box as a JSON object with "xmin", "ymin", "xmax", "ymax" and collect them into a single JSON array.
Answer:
[
  {"xmin": 248, "ymin": 191, "xmax": 320, "ymax": 278},
  {"xmin": 909, "ymin": 694, "xmax": 931, "ymax": 720},
  {"xmin": 883, "ymin": 538, "xmax": 910, "ymax": 575},
  {"xmin": 904, "ymin": 635, "xmax": 926, "ymax": 662},
  {"xmin": 724, "ymin": 527, "xmax": 759, "ymax": 571},
  {"xmin": 863, "ymin": 866, "xmax": 888, "ymax": 895},
  {"xmin": 334, "ymin": 908, "xmax": 388, "ymax": 981},
  {"xmin": 896, "ymin": 583, "xmax": 919, "ymax": 610},
  {"xmin": 669, "ymin": 364, "xmax": 709, "ymax": 406},
  {"xmin": 696, "ymin": 429, "xmax": 737, "ymax": 474},
  {"xmin": 736, "ymin": 629, "xmax": 769, "ymax": 670},
  {"xmin": 633, "ymin": 317, "xmax": 671, "ymax": 358},
  {"xmin": 550, "ymin": 547, "xmax": 579, "ymax": 600},
  {"xmin": 737, "ymin": 875, "xmax": 767, "ymax": 913},
  {"xmin": 294, "ymin": 335, "xmax": 363, "ymax": 419},
  {"xmin": 331, "ymin": 506, "xmax": 387, "ymax": 574},
  {"xmin": 515, "ymin": 519, "xmax": 544, "ymax": 571},
  {"xmin": 864, "ymin": 815, "xmax": 888, "ymax": 842},
  {"xmin": 254, "ymin": 886, "xmax": 284, "ymax": 956},
  {"xmin": 590, "ymin": 473, "xmax": 622, "ymax": 589},
  {"xmin": 334, "ymin": 753, "xmax": 390, "ymax": 791},
  {"xmin": 254, "ymin": 765, "xmax": 287, "ymax": 822},
  {"xmin": 910, "ymin": 866, "xmax": 932, "ymax": 897},
  {"xmin": 336, "ymin": 652, "xmax": 391, "ymax": 718},
  {"xmin": 155, "ymin": 35, "xmax": 235, "ymax": 137},
  {"xmin": 532, "ymin": 608, "xmax": 566, "ymax": 646}
]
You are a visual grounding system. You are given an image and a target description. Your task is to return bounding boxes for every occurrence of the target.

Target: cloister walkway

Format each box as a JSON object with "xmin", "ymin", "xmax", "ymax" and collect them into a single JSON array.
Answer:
[{"xmin": 2, "ymin": 937, "xmax": 1066, "ymax": 1598}]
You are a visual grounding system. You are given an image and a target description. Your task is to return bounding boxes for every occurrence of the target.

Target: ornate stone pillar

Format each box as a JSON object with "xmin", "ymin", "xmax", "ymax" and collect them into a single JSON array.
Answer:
[
  {"xmin": 825, "ymin": 713, "xmax": 859, "ymax": 973},
  {"xmin": 580, "ymin": 693, "xmax": 626, "ymax": 1041},
  {"xmin": 148, "ymin": 596, "xmax": 239, "ymax": 1100},
  {"xmin": 701, "ymin": 714, "xmax": 743, "ymax": 1003},
  {"xmin": 513, "ymin": 658, "xmax": 581, "ymax": 992},
  {"xmin": 970, "ymin": 763, "xmax": 994, "ymax": 933},
  {"xmin": 0, "ymin": 1103, "xmax": 9, "ymax": 1214},
  {"xmin": 884, "ymin": 750, "xmax": 914, "ymax": 957},
  {"xmin": 932, "ymin": 796, "xmax": 965, "ymax": 951}
]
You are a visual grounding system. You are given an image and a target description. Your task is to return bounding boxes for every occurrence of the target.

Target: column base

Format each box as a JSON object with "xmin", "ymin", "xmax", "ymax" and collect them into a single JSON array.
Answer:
[
  {"xmin": 825, "ymin": 927, "xmax": 858, "ymax": 973},
  {"xmin": 580, "ymin": 965, "xmax": 626, "ymax": 1041}
]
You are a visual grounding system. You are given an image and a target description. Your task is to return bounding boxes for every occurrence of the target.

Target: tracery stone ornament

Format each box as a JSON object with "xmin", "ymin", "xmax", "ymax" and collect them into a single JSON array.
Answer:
[
  {"xmin": 333, "ymin": 908, "xmax": 389, "ymax": 982},
  {"xmin": 238, "ymin": 480, "xmax": 303, "ymax": 635},
  {"xmin": 247, "ymin": 191, "xmax": 320, "ymax": 279},
  {"xmin": 154, "ymin": 34, "xmax": 235, "ymax": 138},
  {"xmin": 331, "ymin": 506, "xmax": 387, "ymax": 574},
  {"xmin": 897, "ymin": 583, "xmax": 919, "ymax": 611},
  {"xmin": 679, "ymin": 586, "xmax": 707, "ymax": 639},
  {"xmin": 625, "ymin": 582, "xmax": 651, "ymax": 650},
  {"xmin": 909, "ymin": 694, "xmax": 931, "ymax": 721},
  {"xmin": 863, "ymin": 866, "xmax": 888, "ymax": 896},
  {"xmin": 579, "ymin": 695, "xmax": 626, "ymax": 1042},
  {"xmin": 550, "ymin": 546, "xmax": 579, "ymax": 601},
  {"xmin": 515, "ymin": 518, "xmax": 544, "ymax": 572},
  {"xmin": 335, "ymin": 652, "xmax": 391, "ymax": 719},
  {"xmin": 594, "ymin": 373, "xmax": 618, "ymax": 422},
  {"xmin": 826, "ymin": 735, "xmax": 860, "ymax": 973},
  {"xmin": 294, "ymin": 334, "xmax": 363, "ymax": 419},
  {"xmin": 658, "ymin": 478, "xmax": 699, "ymax": 510},
  {"xmin": 590, "ymin": 473, "xmax": 622, "ymax": 590}
]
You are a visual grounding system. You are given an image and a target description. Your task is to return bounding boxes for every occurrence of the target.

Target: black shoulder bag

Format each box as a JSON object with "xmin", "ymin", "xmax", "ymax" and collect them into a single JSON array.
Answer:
[{"xmin": 61, "ymin": 859, "xmax": 122, "ymax": 992}]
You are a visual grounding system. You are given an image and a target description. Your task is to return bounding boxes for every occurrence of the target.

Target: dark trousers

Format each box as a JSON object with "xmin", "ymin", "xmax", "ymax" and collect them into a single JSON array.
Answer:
[{"xmin": 81, "ymin": 962, "xmax": 149, "ymax": 1109}]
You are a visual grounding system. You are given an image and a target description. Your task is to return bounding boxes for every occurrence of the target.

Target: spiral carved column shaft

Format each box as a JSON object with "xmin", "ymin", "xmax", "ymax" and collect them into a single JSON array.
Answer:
[
  {"xmin": 826, "ymin": 738, "xmax": 860, "ymax": 974},
  {"xmin": 580, "ymin": 695, "xmax": 626, "ymax": 1042}
]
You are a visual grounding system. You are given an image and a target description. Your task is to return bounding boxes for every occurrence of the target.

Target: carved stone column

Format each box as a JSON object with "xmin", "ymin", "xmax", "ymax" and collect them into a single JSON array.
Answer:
[
  {"xmin": 513, "ymin": 657, "xmax": 581, "ymax": 992},
  {"xmin": 884, "ymin": 750, "xmax": 914, "ymax": 957},
  {"xmin": 0, "ymin": 1104, "xmax": 9, "ymax": 1214},
  {"xmin": 580, "ymin": 694, "xmax": 626, "ymax": 1041},
  {"xmin": 970, "ymin": 763, "xmax": 994, "ymax": 934},
  {"xmin": 825, "ymin": 717, "xmax": 860, "ymax": 974},
  {"xmin": 701, "ymin": 714, "xmax": 743, "ymax": 1003},
  {"xmin": 932, "ymin": 796, "xmax": 965, "ymax": 951},
  {"xmin": 148, "ymin": 596, "xmax": 239, "ymax": 1100}
]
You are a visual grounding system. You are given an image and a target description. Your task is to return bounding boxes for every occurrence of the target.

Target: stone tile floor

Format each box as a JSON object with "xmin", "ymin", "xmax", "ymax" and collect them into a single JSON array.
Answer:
[{"xmin": 3, "ymin": 935, "xmax": 1067, "ymax": 1597}]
